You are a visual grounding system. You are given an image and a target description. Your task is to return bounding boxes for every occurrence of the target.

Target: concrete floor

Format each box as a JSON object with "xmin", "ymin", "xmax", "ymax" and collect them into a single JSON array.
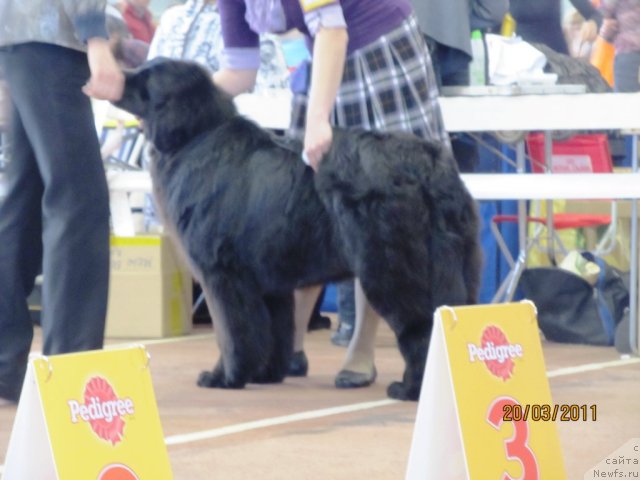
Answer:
[{"xmin": 1, "ymin": 316, "xmax": 639, "ymax": 480}]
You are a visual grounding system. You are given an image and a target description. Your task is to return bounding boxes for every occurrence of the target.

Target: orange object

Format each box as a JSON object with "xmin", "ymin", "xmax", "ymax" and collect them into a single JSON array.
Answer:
[{"xmin": 591, "ymin": 36, "xmax": 615, "ymax": 87}]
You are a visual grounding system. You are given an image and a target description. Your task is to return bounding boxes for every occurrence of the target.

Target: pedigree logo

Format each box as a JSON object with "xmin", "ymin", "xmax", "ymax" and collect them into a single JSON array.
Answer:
[
  {"xmin": 68, "ymin": 376, "xmax": 135, "ymax": 445},
  {"xmin": 467, "ymin": 325, "xmax": 523, "ymax": 381},
  {"xmin": 98, "ymin": 463, "xmax": 140, "ymax": 480}
]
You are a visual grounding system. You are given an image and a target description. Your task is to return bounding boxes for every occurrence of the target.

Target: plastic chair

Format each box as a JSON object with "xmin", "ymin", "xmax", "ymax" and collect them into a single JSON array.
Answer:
[{"xmin": 491, "ymin": 133, "xmax": 617, "ymax": 302}]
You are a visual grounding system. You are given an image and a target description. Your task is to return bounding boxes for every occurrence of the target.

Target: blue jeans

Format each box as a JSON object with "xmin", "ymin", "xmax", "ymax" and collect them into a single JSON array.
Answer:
[{"xmin": 337, "ymin": 279, "xmax": 355, "ymax": 328}]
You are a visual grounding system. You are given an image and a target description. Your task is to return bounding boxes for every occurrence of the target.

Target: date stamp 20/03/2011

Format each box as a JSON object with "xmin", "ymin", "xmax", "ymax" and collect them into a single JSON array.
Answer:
[{"xmin": 502, "ymin": 403, "xmax": 597, "ymax": 422}]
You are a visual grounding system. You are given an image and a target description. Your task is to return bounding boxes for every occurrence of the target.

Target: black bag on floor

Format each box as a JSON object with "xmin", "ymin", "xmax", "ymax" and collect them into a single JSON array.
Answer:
[{"xmin": 518, "ymin": 253, "xmax": 629, "ymax": 346}]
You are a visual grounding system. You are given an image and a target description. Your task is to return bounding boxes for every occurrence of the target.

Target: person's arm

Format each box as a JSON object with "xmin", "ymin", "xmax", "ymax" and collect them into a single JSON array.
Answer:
[
  {"xmin": 213, "ymin": 68, "xmax": 259, "ymax": 96},
  {"xmin": 61, "ymin": 0, "xmax": 110, "ymax": 42},
  {"xmin": 599, "ymin": 17, "xmax": 619, "ymax": 43},
  {"xmin": 83, "ymin": 37, "xmax": 125, "ymax": 101},
  {"xmin": 214, "ymin": 0, "xmax": 263, "ymax": 95},
  {"xmin": 570, "ymin": 0, "xmax": 604, "ymax": 42},
  {"xmin": 58, "ymin": 1, "xmax": 124, "ymax": 100},
  {"xmin": 303, "ymin": 27, "xmax": 348, "ymax": 170},
  {"xmin": 571, "ymin": 0, "xmax": 603, "ymax": 23}
]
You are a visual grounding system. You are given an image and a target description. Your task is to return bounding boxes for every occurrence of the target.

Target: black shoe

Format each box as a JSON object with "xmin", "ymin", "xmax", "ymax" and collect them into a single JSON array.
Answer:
[
  {"xmin": 331, "ymin": 323, "xmax": 353, "ymax": 347},
  {"xmin": 288, "ymin": 351, "xmax": 309, "ymax": 377},
  {"xmin": 335, "ymin": 367, "xmax": 377, "ymax": 388},
  {"xmin": 0, "ymin": 380, "xmax": 20, "ymax": 404},
  {"xmin": 308, "ymin": 314, "xmax": 331, "ymax": 331}
]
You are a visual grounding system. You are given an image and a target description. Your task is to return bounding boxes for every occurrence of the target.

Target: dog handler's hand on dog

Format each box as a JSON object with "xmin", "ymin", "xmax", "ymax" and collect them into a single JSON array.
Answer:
[
  {"xmin": 303, "ymin": 27, "xmax": 348, "ymax": 171},
  {"xmin": 83, "ymin": 38, "xmax": 125, "ymax": 101},
  {"xmin": 304, "ymin": 120, "xmax": 333, "ymax": 170}
]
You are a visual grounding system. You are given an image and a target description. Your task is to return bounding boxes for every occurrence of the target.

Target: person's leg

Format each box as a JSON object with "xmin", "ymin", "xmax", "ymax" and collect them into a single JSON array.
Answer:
[
  {"xmin": 335, "ymin": 279, "xmax": 379, "ymax": 387},
  {"xmin": 288, "ymin": 285, "xmax": 323, "ymax": 376},
  {"xmin": 307, "ymin": 287, "xmax": 331, "ymax": 331},
  {"xmin": 614, "ymin": 52, "xmax": 640, "ymax": 93},
  {"xmin": 11, "ymin": 44, "xmax": 110, "ymax": 355},
  {"xmin": 0, "ymin": 49, "xmax": 44, "ymax": 401},
  {"xmin": 331, "ymin": 279, "xmax": 355, "ymax": 346}
]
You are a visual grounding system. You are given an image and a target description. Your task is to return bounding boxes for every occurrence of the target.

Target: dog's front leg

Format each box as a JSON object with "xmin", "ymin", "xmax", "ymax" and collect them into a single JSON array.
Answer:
[
  {"xmin": 250, "ymin": 292, "xmax": 295, "ymax": 384},
  {"xmin": 196, "ymin": 269, "xmax": 273, "ymax": 390},
  {"xmin": 197, "ymin": 358, "xmax": 239, "ymax": 388}
]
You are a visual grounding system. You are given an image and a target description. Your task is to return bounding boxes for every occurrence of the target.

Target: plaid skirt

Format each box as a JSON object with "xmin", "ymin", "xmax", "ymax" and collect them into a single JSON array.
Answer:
[{"xmin": 287, "ymin": 14, "xmax": 450, "ymax": 149}]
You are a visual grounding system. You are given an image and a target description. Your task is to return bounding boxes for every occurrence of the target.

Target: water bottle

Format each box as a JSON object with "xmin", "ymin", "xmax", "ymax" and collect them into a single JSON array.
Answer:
[{"xmin": 469, "ymin": 30, "xmax": 486, "ymax": 86}]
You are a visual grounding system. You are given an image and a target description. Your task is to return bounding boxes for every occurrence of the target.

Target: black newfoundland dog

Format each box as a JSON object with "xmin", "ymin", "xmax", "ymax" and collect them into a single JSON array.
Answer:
[{"xmin": 114, "ymin": 58, "xmax": 482, "ymax": 401}]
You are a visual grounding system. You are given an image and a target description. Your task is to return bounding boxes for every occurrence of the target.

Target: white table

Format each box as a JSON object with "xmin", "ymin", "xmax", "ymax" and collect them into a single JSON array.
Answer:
[
  {"xmin": 234, "ymin": 90, "xmax": 640, "ymax": 133},
  {"xmin": 441, "ymin": 91, "xmax": 640, "ymax": 354}
]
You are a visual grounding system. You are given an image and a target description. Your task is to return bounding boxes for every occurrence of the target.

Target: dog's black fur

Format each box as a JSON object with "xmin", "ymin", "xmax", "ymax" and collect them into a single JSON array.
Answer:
[{"xmin": 115, "ymin": 58, "xmax": 482, "ymax": 401}]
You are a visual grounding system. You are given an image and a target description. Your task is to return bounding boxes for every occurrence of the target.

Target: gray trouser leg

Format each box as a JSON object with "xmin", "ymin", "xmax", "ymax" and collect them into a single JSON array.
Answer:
[{"xmin": 0, "ymin": 43, "xmax": 110, "ymax": 396}]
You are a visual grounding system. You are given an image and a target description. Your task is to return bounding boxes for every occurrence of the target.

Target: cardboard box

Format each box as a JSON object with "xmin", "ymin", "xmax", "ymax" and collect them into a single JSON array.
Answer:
[{"xmin": 106, "ymin": 235, "xmax": 193, "ymax": 338}]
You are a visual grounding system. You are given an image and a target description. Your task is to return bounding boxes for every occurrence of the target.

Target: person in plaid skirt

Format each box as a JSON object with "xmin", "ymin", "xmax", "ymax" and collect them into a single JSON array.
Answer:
[{"xmin": 214, "ymin": 0, "xmax": 452, "ymax": 389}]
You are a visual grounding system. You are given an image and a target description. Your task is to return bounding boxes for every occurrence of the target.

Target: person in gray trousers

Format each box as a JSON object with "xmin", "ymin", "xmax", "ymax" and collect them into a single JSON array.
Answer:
[
  {"xmin": 412, "ymin": 0, "xmax": 509, "ymax": 87},
  {"xmin": 0, "ymin": 0, "xmax": 124, "ymax": 403}
]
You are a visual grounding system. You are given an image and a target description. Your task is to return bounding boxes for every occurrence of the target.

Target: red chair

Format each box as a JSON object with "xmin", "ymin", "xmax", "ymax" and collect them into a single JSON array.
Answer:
[{"xmin": 491, "ymin": 133, "xmax": 616, "ymax": 302}]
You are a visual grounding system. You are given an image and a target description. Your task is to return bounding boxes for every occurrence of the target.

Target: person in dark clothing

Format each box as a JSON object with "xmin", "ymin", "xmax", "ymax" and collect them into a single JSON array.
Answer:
[
  {"xmin": 413, "ymin": 0, "xmax": 509, "ymax": 87},
  {"xmin": 412, "ymin": 0, "xmax": 509, "ymax": 173},
  {"xmin": 510, "ymin": 0, "xmax": 602, "ymax": 54},
  {"xmin": 0, "ymin": 0, "xmax": 124, "ymax": 404},
  {"xmin": 599, "ymin": 0, "xmax": 640, "ymax": 92}
]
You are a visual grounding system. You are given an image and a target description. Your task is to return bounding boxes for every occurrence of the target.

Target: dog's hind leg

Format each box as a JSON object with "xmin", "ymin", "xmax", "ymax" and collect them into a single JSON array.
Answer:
[
  {"xmin": 361, "ymin": 278, "xmax": 432, "ymax": 401},
  {"xmin": 388, "ymin": 233, "xmax": 476, "ymax": 397},
  {"xmin": 196, "ymin": 270, "xmax": 275, "ymax": 390},
  {"xmin": 462, "ymin": 236, "xmax": 483, "ymax": 305},
  {"xmin": 387, "ymin": 315, "xmax": 431, "ymax": 401},
  {"xmin": 250, "ymin": 292, "xmax": 295, "ymax": 384},
  {"xmin": 461, "ymin": 205, "xmax": 483, "ymax": 305},
  {"xmin": 358, "ymin": 234, "xmax": 469, "ymax": 400}
]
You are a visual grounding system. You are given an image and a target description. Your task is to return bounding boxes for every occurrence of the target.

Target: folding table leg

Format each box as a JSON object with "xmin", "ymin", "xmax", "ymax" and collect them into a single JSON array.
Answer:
[
  {"xmin": 493, "ymin": 141, "xmax": 528, "ymax": 304},
  {"xmin": 492, "ymin": 250, "xmax": 527, "ymax": 303}
]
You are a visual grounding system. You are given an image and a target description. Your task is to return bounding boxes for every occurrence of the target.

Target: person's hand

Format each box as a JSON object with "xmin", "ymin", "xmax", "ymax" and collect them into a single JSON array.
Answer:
[
  {"xmin": 303, "ymin": 119, "xmax": 333, "ymax": 171},
  {"xmin": 580, "ymin": 19, "xmax": 598, "ymax": 43},
  {"xmin": 599, "ymin": 18, "xmax": 619, "ymax": 42},
  {"xmin": 83, "ymin": 38, "xmax": 125, "ymax": 101}
]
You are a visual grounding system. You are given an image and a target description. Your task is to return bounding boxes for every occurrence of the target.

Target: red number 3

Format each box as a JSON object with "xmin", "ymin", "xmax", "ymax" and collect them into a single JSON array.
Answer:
[{"xmin": 487, "ymin": 397, "xmax": 539, "ymax": 480}]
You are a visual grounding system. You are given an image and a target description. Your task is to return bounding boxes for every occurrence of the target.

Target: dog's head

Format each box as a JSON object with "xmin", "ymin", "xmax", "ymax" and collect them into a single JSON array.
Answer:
[{"xmin": 114, "ymin": 58, "xmax": 236, "ymax": 153}]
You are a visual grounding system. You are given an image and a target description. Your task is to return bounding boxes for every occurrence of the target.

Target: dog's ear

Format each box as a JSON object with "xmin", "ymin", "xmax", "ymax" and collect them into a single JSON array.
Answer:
[{"xmin": 147, "ymin": 108, "xmax": 191, "ymax": 153}]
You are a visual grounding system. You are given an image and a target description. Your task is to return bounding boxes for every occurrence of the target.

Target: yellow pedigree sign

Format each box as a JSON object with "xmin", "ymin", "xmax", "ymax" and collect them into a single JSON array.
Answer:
[
  {"xmin": 3, "ymin": 347, "xmax": 172, "ymax": 480},
  {"xmin": 406, "ymin": 302, "xmax": 566, "ymax": 480}
]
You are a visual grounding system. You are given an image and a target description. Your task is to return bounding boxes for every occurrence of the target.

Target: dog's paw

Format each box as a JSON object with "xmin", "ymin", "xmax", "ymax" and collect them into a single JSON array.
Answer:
[
  {"xmin": 251, "ymin": 367, "xmax": 286, "ymax": 384},
  {"xmin": 386, "ymin": 381, "xmax": 420, "ymax": 401},
  {"xmin": 197, "ymin": 370, "xmax": 245, "ymax": 389}
]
